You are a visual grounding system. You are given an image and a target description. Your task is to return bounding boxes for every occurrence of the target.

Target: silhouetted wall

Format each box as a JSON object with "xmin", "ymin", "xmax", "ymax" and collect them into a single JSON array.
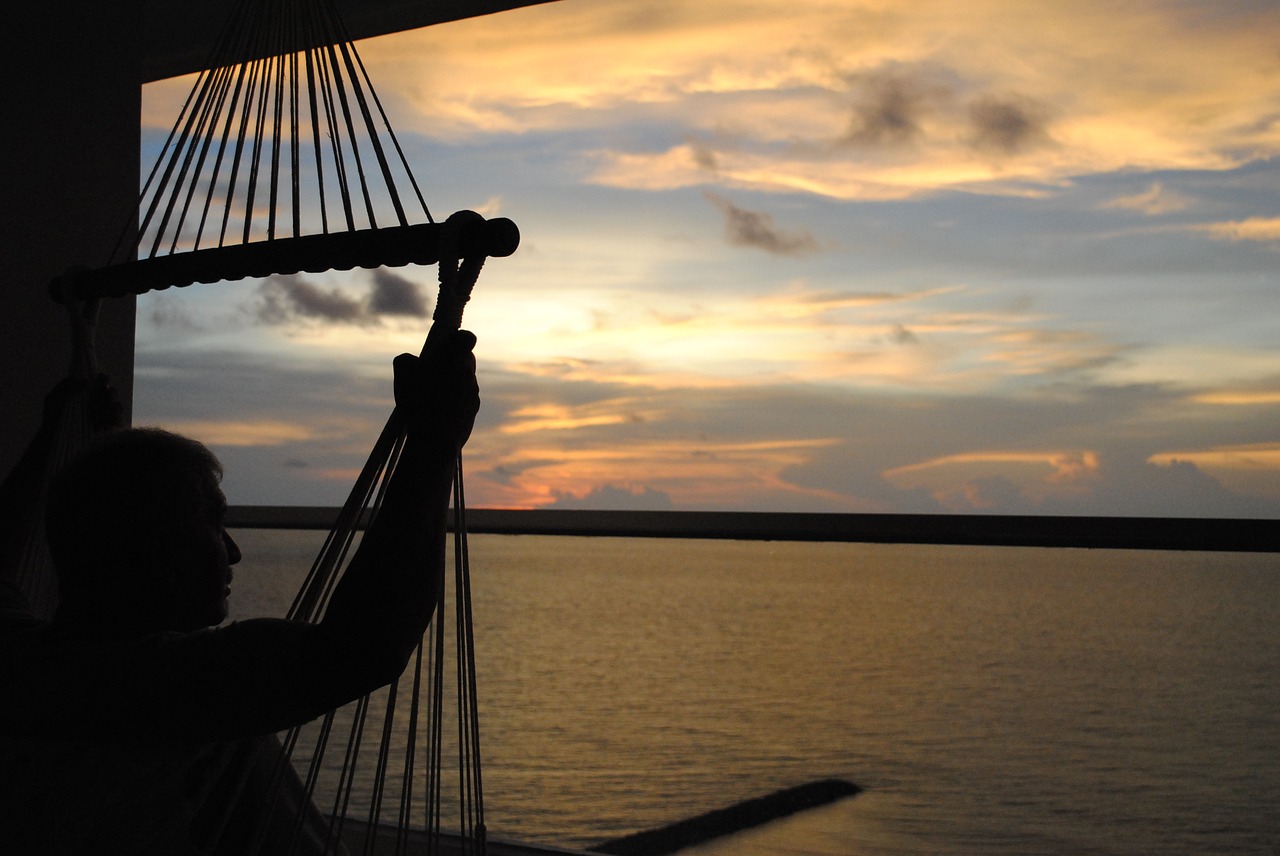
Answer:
[{"xmin": 1, "ymin": 3, "xmax": 139, "ymax": 476}]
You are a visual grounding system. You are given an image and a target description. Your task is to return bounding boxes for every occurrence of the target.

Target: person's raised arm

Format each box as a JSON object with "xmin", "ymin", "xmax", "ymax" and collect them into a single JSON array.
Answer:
[
  {"xmin": 0, "ymin": 343, "xmax": 477, "ymax": 744},
  {"xmin": 313, "ymin": 330, "xmax": 480, "ymax": 696}
]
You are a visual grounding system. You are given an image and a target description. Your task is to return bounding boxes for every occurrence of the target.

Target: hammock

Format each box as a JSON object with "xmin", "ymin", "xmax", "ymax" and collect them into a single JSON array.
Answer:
[
  {"xmin": 6, "ymin": 295, "xmax": 110, "ymax": 621},
  {"xmin": 39, "ymin": 1, "xmax": 520, "ymax": 852}
]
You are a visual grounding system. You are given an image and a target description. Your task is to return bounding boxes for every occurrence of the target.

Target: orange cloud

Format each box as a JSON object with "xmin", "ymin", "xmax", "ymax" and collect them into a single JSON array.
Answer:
[
  {"xmin": 885, "ymin": 450, "xmax": 1100, "ymax": 482},
  {"xmin": 466, "ymin": 277, "xmax": 1131, "ymax": 399},
  {"xmin": 144, "ymin": 0, "xmax": 1280, "ymax": 202},
  {"xmin": 1200, "ymin": 217, "xmax": 1280, "ymax": 243},
  {"xmin": 1101, "ymin": 182, "xmax": 1192, "ymax": 215},
  {"xmin": 1191, "ymin": 389, "xmax": 1280, "ymax": 406},
  {"xmin": 501, "ymin": 404, "xmax": 632, "ymax": 434},
  {"xmin": 467, "ymin": 436, "xmax": 849, "ymax": 510},
  {"xmin": 984, "ymin": 328, "xmax": 1120, "ymax": 376},
  {"xmin": 1148, "ymin": 444, "xmax": 1280, "ymax": 502},
  {"xmin": 882, "ymin": 450, "xmax": 1101, "ymax": 509},
  {"xmin": 1149, "ymin": 444, "xmax": 1280, "ymax": 472}
]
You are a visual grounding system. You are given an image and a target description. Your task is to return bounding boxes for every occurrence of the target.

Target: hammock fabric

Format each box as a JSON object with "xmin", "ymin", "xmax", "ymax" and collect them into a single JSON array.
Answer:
[
  {"xmin": 8, "ymin": 296, "xmax": 112, "ymax": 621},
  {"xmin": 35, "ymin": 0, "xmax": 519, "ymax": 852}
]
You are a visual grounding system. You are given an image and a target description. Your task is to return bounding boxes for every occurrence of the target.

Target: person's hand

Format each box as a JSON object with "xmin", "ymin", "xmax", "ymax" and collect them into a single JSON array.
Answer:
[{"xmin": 393, "ymin": 330, "xmax": 480, "ymax": 453}]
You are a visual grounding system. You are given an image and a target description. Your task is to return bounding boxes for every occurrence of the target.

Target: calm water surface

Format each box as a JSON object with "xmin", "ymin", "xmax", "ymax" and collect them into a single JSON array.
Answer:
[{"xmin": 228, "ymin": 531, "xmax": 1280, "ymax": 855}]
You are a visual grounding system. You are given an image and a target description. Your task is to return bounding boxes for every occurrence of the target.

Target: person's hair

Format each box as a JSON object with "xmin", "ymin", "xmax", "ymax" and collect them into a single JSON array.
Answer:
[{"xmin": 46, "ymin": 428, "xmax": 224, "ymax": 609}]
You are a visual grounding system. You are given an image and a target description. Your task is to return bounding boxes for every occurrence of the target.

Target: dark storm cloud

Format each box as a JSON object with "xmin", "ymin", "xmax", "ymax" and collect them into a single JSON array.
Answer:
[
  {"xmin": 252, "ymin": 270, "xmax": 431, "ymax": 325},
  {"xmin": 704, "ymin": 192, "xmax": 821, "ymax": 256},
  {"xmin": 967, "ymin": 96, "xmax": 1050, "ymax": 155},
  {"xmin": 832, "ymin": 67, "xmax": 1051, "ymax": 159},
  {"xmin": 369, "ymin": 269, "xmax": 430, "ymax": 317},
  {"xmin": 256, "ymin": 276, "xmax": 365, "ymax": 324},
  {"xmin": 147, "ymin": 297, "xmax": 203, "ymax": 332},
  {"xmin": 842, "ymin": 74, "xmax": 927, "ymax": 147}
]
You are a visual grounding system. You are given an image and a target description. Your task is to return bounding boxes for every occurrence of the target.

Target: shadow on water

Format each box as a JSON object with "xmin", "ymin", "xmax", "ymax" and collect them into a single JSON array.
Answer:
[{"xmin": 594, "ymin": 779, "xmax": 860, "ymax": 855}]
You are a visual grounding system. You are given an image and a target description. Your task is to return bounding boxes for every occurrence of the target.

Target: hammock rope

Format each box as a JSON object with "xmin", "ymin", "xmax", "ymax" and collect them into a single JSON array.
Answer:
[
  {"xmin": 33, "ymin": 1, "xmax": 517, "ymax": 851},
  {"xmin": 252, "ymin": 211, "xmax": 491, "ymax": 856},
  {"xmin": 53, "ymin": 0, "xmax": 517, "ymax": 306},
  {"xmin": 9, "ymin": 288, "xmax": 110, "ymax": 620}
]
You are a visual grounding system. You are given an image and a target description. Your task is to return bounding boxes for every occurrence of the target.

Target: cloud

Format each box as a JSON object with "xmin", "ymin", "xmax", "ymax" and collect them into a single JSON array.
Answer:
[
  {"xmin": 1102, "ymin": 181, "xmax": 1193, "ymax": 215},
  {"xmin": 369, "ymin": 269, "xmax": 430, "ymax": 316},
  {"xmin": 1199, "ymin": 216, "xmax": 1280, "ymax": 243},
  {"xmin": 779, "ymin": 376, "xmax": 1280, "ymax": 517},
  {"xmin": 317, "ymin": 0, "xmax": 1280, "ymax": 206},
  {"xmin": 1046, "ymin": 456, "xmax": 1280, "ymax": 518},
  {"xmin": 500, "ymin": 404, "xmax": 632, "ymax": 435},
  {"xmin": 146, "ymin": 295, "xmax": 203, "ymax": 332},
  {"xmin": 1150, "ymin": 442, "xmax": 1280, "ymax": 472},
  {"xmin": 547, "ymin": 484, "xmax": 674, "ymax": 510},
  {"xmin": 934, "ymin": 475, "xmax": 1025, "ymax": 513},
  {"xmin": 885, "ymin": 450, "xmax": 1101, "ymax": 483},
  {"xmin": 1191, "ymin": 388, "xmax": 1280, "ymax": 406},
  {"xmin": 132, "ymin": 336, "xmax": 1280, "ymax": 517},
  {"xmin": 889, "ymin": 324, "xmax": 918, "ymax": 345},
  {"xmin": 770, "ymin": 287, "xmax": 936, "ymax": 315},
  {"xmin": 704, "ymin": 192, "xmax": 822, "ymax": 256},
  {"xmin": 842, "ymin": 73, "xmax": 930, "ymax": 147},
  {"xmin": 985, "ymin": 328, "xmax": 1122, "ymax": 377},
  {"xmin": 130, "ymin": 346, "xmax": 399, "ymax": 505},
  {"xmin": 966, "ymin": 95, "xmax": 1050, "ymax": 156},
  {"xmin": 130, "ymin": 1, "xmax": 1280, "ymax": 518},
  {"xmin": 142, "ymin": 0, "xmax": 1280, "ymax": 206},
  {"xmin": 890, "ymin": 456, "xmax": 1277, "ymax": 518},
  {"xmin": 255, "ymin": 276, "xmax": 365, "ymax": 324},
  {"xmin": 883, "ymin": 450, "xmax": 1103, "ymax": 512},
  {"xmin": 688, "ymin": 138, "xmax": 720, "ymax": 170},
  {"xmin": 1148, "ymin": 442, "xmax": 1280, "ymax": 504},
  {"xmin": 156, "ymin": 420, "xmax": 316, "ymax": 447},
  {"xmin": 252, "ymin": 270, "xmax": 431, "ymax": 325},
  {"xmin": 838, "ymin": 73, "xmax": 1051, "ymax": 159}
]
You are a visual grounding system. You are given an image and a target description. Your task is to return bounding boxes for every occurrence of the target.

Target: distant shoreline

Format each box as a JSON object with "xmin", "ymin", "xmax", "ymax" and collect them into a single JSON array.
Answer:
[{"xmin": 226, "ymin": 507, "xmax": 1279, "ymax": 553}]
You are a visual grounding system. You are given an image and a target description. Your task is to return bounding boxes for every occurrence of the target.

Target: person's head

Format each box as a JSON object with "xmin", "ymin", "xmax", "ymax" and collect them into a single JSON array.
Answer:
[{"xmin": 46, "ymin": 428, "xmax": 241, "ymax": 635}]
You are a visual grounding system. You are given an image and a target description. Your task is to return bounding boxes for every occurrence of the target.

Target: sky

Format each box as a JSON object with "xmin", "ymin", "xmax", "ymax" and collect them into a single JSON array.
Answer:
[{"xmin": 133, "ymin": 0, "xmax": 1280, "ymax": 517}]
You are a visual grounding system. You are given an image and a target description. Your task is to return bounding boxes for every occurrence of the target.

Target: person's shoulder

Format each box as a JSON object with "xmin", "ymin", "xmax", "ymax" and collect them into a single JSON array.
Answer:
[
  {"xmin": 0, "ymin": 576, "xmax": 31, "ymax": 610},
  {"xmin": 0, "ymin": 578, "xmax": 41, "ymax": 629}
]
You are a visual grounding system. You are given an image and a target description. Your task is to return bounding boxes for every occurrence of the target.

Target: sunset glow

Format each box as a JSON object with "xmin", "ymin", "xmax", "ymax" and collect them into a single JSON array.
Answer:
[{"xmin": 135, "ymin": 0, "xmax": 1280, "ymax": 516}]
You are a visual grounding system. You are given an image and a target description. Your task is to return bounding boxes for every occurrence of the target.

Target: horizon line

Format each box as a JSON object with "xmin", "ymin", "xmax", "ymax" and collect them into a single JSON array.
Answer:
[{"xmin": 225, "ymin": 507, "xmax": 1279, "ymax": 553}]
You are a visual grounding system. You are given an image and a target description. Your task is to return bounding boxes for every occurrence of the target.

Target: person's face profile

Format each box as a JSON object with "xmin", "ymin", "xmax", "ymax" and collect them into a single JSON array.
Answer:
[{"xmin": 140, "ymin": 479, "xmax": 242, "ymax": 632}]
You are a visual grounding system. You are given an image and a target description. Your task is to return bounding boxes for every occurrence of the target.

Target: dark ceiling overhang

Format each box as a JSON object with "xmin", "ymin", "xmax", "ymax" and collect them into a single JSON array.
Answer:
[{"xmin": 138, "ymin": 0, "xmax": 558, "ymax": 82}]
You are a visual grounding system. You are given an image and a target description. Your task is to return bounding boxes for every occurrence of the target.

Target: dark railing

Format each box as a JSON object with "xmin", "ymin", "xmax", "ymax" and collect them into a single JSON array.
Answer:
[{"xmin": 227, "ymin": 507, "xmax": 1279, "ymax": 553}]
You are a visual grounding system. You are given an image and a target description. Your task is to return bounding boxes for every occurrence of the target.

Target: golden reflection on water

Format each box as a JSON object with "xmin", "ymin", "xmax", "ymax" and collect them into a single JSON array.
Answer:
[{"xmin": 228, "ymin": 531, "xmax": 1280, "ymax": 855}]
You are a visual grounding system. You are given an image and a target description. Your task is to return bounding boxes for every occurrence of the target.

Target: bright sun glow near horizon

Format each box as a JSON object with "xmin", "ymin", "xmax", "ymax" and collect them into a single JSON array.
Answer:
[{"xmin": 134, "ymin": 0, "xmax": 1280, "ymax": 517}]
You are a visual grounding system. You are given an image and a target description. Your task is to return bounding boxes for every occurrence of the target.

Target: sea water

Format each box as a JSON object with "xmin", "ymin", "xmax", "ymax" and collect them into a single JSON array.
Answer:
[{"xmin": 226, "ymin": 531, "xmax": 1280, "ymax": 855}]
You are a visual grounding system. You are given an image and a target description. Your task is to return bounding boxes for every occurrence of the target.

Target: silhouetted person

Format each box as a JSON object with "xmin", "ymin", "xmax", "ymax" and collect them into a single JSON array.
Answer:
[{"xmin": 0, "ymin": 332, "xmax": 479, "ymax": 854}]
